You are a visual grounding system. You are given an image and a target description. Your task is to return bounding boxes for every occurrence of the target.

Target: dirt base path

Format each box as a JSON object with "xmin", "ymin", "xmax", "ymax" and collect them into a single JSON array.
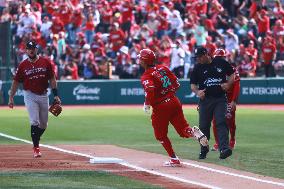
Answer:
[
  {"xmin": 60, "ymin": 145, "xmax": 284, "ymax": 189},
  {"xmin": 1, "ymin": 144, "xmax": 283, "ymax": 189}
]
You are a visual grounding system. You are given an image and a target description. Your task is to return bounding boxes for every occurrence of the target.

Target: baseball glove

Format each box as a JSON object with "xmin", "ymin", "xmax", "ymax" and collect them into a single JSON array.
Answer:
[{"xmin": 49, "ymin": 100, "xmax": 62, "ymax": 117}]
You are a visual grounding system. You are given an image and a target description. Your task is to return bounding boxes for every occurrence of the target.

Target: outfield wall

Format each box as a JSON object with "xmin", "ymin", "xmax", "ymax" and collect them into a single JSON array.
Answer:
[{"xmin": 0, "ymin": 78, "xmax": 283, "ymax": 105}]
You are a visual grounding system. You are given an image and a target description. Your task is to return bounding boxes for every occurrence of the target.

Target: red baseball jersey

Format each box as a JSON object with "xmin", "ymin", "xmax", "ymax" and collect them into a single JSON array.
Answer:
[
  {"xmin": 14, "ymin": 57, "xmax": 54, "ymax": 95},
  {"xmin": 141, "ymin": 65, "xmax": 180, "ymax": 106},
  {"xmin": 109, "ymin": 30, "xmax": 125, "ymax": 51},
  {"xmin": 262, "ymin": 43, "xmax": 276, "ymax": 64}
]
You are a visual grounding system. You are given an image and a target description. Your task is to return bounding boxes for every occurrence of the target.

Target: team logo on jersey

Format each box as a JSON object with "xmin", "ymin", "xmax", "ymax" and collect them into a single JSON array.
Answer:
[
  {"xmin": 203, "ymin": 70, "xmax": 208, "ymax": 74},
  {"xmin": 216, "ymin": 68, "xmax": 222, "ymax": 73}
]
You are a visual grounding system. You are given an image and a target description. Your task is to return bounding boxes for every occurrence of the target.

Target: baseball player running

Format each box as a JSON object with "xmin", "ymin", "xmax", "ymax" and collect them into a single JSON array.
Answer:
[
  {"xmin": 211, "ymin": 49, "xmax": 241, "ymax": 151},
  {"xmin": 138, "ymin": 49, "xmax": 208, "ymax": 167},
  {"xmin": 8, "ymin": 40, "xmax": 61, "ymax": 158}
]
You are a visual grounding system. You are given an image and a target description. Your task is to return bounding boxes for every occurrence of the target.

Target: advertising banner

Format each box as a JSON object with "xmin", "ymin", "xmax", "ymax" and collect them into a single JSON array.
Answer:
[{"xmin": 0, "ymin": 79, "xmax": 283, "ymax": 105}]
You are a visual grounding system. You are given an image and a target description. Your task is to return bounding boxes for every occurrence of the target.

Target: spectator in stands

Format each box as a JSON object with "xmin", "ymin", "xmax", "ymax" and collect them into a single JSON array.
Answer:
[
  {"xmin": 40, "ymin": 16, "xmax": 52, "ymax": 41},
  {"xmin": 193, "ymin": 18, "xmax": 208, "ymax": 46},
  {"xmin": 156, "ymin": 38, "xmax": 172, "ymax": 67},
  {"xmin": 272, "ymin": 0, "xmax": 283, "ymax": 20},
  {"xmin": 116, "ymin": 46, "xmax": 136, "ymax": 79},
  {"xmin": 57, "ymin": 2, "xmax": 72, "ymax": 28},
  {"xmin": 108, "ymin": 23, "xmax": 126, "ymax": 59},
  {"xmin": 51, "ymin": 16, "xmax": 64, "ymax": 35},
  {"xmin": 168, "ymin": 10, "xmax": 184, "ymax": 40},
  {"xmin": 69, "ymin": 8, "xmax": 84, "ymax": 44},
  {"xmin": 273, "ymin": 20, "xmax": 284, "ymax": 39},
  {"xmin": 262, "ymin": 37, "xmax": 276, "ymax": 77},
  {"xmin": 64, "ymin": 61, "xmax": 79, "ymax": 80},
  {"xmin": 119, "ymin": 0, "xmax": 133, "ymax": 34},
  {"xmin": 170, "ymin": 39, "xmax": 185, "ymax": 78},
  {"xmin": 83, "ymin": 13, "xmax": 95, "ymax": 44},
  {"xmin": 0, "ymin": 7, "xmax": 11, "ymax": 23},
  {"xmin": 96, "ymin": 1, "xmax": 112, "ymax": 33},
  {"xmin": 147, "ymin": 13, "xmax": 159, "ymax": 35},
  {"xmin": 246, "ymin": 40, "xmax": 258, "ymax": 62},
  {"xmin": 205, "ymin": 36, "xmax": 217, "ymax": 57},
  {"xmin": 256, "ymin": 9, "xmax": 270, "ymax": 38},
  {"xmin": 83, "ymin": 60, "xmax": 98, "ymax": 80},
  {"xmin": 31, "ymin": 4, "xmax": 42, "ymax": 28},
  {"xmin": 75, "ymin": 32, "xmax": 86, "ymax": 49},
  {"xmin": 157, "ymin": 8, "xmax": 169, "ymax": 39},
  {"xmin": 222, "ymin": 28, "xmax": 239, "ymax": 63},
  {"xmin": 239, "ymin": 52, "xmax": 257, "ymax": 77},
  {"xmin": 140, "ymin": 24, "xmax": 153, "ymax": 44},
  {"xmin": 208, "ymin": 0, "xmax": 224, "ymax": 25},
  {"xmin": 57, "ymin": 31, "xmax": 67, "ymax": 66},
  {"xmin": 19, "ymin": 8, "xmax": 36, "ymax": 34}
]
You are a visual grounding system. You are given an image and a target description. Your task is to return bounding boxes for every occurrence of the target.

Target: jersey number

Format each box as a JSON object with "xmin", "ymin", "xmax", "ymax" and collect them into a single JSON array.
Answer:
[{"xmin": 161, "ymin": 76, "xmax": 171, "ymax": 88}]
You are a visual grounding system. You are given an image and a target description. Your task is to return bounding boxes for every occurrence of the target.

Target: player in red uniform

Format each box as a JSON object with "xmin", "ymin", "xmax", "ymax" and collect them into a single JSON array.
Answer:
[
  {"xmin": 138, "ymin": 49, "xmax": 208, "ymax": 167},
  {"xmin": 211, "ymin": 49, "xmax": 240, "ymax": 151},
  {"xmin": 8, "ymin": 41, "xmax": 61, "ymax": 158}
]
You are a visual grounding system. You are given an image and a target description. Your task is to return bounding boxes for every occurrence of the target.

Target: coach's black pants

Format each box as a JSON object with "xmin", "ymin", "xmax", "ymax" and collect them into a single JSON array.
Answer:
[{"xmin": 198, "ymin": 96, "xmax": 229, "ymax": 151}]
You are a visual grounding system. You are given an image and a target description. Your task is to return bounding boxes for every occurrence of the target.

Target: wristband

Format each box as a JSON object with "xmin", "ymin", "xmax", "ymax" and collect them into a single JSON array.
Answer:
[{"xmin": 52, "ymin": 88, "xmax": 58, "ymax": 96}]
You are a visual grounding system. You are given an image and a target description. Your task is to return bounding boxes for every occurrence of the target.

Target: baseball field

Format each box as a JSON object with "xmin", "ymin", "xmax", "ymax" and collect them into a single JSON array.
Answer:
[{"xmin": 0, "ymin": 105, "xmax": 284, "ymax": 189}]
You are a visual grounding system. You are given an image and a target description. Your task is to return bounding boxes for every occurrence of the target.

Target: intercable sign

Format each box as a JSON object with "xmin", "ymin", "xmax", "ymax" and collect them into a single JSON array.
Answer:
[{"xmin": 242, "ymin": 87, "xmax": 284, "ymax": 95}]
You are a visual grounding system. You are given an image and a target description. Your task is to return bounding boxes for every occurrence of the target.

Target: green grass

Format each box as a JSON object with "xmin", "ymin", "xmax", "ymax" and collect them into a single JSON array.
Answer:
[
  {"xmin": 0, "ymin": 170, "xmax": 162, "ymax": 189},
  {"xmin": 0, "ymin": 107, "xmax": 284, "ymax": 179}
]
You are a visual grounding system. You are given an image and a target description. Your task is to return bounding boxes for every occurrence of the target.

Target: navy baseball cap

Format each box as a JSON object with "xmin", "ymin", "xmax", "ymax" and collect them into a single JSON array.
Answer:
[
  {"xmin": 26, "ymin": 40, "xmax": 38, "ymax": 49},
  {"xmin": 193, "ymin": 46, "xmax": 208, "ymax": 58}
]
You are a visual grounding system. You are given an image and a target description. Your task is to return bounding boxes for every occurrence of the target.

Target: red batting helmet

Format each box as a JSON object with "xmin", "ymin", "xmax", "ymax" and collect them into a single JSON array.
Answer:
[
  {"xmin": 137, "ymin": 49, "xmax": 156, "ymax": 65},
  {"xmin": 213, "ymin": 48, "xmax": 227, "ymax": 58}
]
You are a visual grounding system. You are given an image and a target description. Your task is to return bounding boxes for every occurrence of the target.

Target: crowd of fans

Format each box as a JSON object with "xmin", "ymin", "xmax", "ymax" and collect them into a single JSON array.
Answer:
[{"xmin": 1, "ymin": 0, "xmax": 284, "ymax": 80}]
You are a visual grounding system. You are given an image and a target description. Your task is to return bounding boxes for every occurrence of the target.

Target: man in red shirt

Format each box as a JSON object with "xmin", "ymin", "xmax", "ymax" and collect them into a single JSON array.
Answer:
[
  {"xmin": 51, "ymin": 16, "xmax": 65, "ymax": 34},
  {"xmin": 8, "ymin": 41, "xmax": 61, "ymax": 158},
  {"xmin": 211, "ymin": 49, "xmax": 240, "ymax": 151},
  {"xmin": 246, "ymin": 40, "xmax": 258, "ymax": 61},
  {"xmin": 256, "ymin": 9, "xmax": 270, "ymax": 38},
  {"xmin": 120, "ymin": 1, "xmax": 133, "ymax": 34},
  {"xmin": 262, "ymin": 37, "xmax": 276, "ymax": 77},
  {"xmin": 138, "ymin": 49, "xmax": 208, "ymax": 167},
  {"xmin": 109, "ymin": 23, "xmax": 126, "ymax": 56},
  {"xmin": 205, "ymin": 36, "xmax": 216, "ymax": 57}
]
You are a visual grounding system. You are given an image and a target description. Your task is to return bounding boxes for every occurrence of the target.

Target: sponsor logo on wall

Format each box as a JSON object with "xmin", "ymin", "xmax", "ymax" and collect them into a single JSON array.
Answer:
[
  {"xmin": 120, "ymin": 88, "xmax": 144, "ymax": 96},
  {"xmin": 242, "ymin": 87, "xmax": 284, "ymax": 95},
  {"xmin": 73, "ymin": 84, "xmax": 100, "ymax": 100}
]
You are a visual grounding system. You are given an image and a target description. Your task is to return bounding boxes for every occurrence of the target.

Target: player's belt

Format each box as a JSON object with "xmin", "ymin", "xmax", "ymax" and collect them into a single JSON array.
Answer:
[{"xmin": 32, "ymin": 90, "xmax": 47, "ymax": 95}]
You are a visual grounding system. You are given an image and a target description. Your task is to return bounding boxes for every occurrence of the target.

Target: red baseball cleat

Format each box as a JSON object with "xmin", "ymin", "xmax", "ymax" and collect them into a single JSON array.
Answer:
[
  {"xmin": 229, "ymin": 139, "xmax": 236, "ymax": 149},
  {"xmin": 163, "ymin": 157, "xmax": 182, "ymax": 167},
  {"xmin": 211, "ymin": 143, "xmax": 219, "ymax": 151},
  {"xmin": 33, "ymin": 147, "xmax": 42, "ymax": 158}
]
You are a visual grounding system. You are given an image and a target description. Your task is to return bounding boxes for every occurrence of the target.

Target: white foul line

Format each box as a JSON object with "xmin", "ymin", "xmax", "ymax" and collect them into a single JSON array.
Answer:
[
  {"xmin": 182, "ymin": 162, "xmax": 284, "ymax": 187},
  {"xmin": 1, "ymin": 132, "xmax": 284, "ymax": 188},
  {"xmin": 119, "ymin": 162, "xmax": 221, "ymax": 189}
]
